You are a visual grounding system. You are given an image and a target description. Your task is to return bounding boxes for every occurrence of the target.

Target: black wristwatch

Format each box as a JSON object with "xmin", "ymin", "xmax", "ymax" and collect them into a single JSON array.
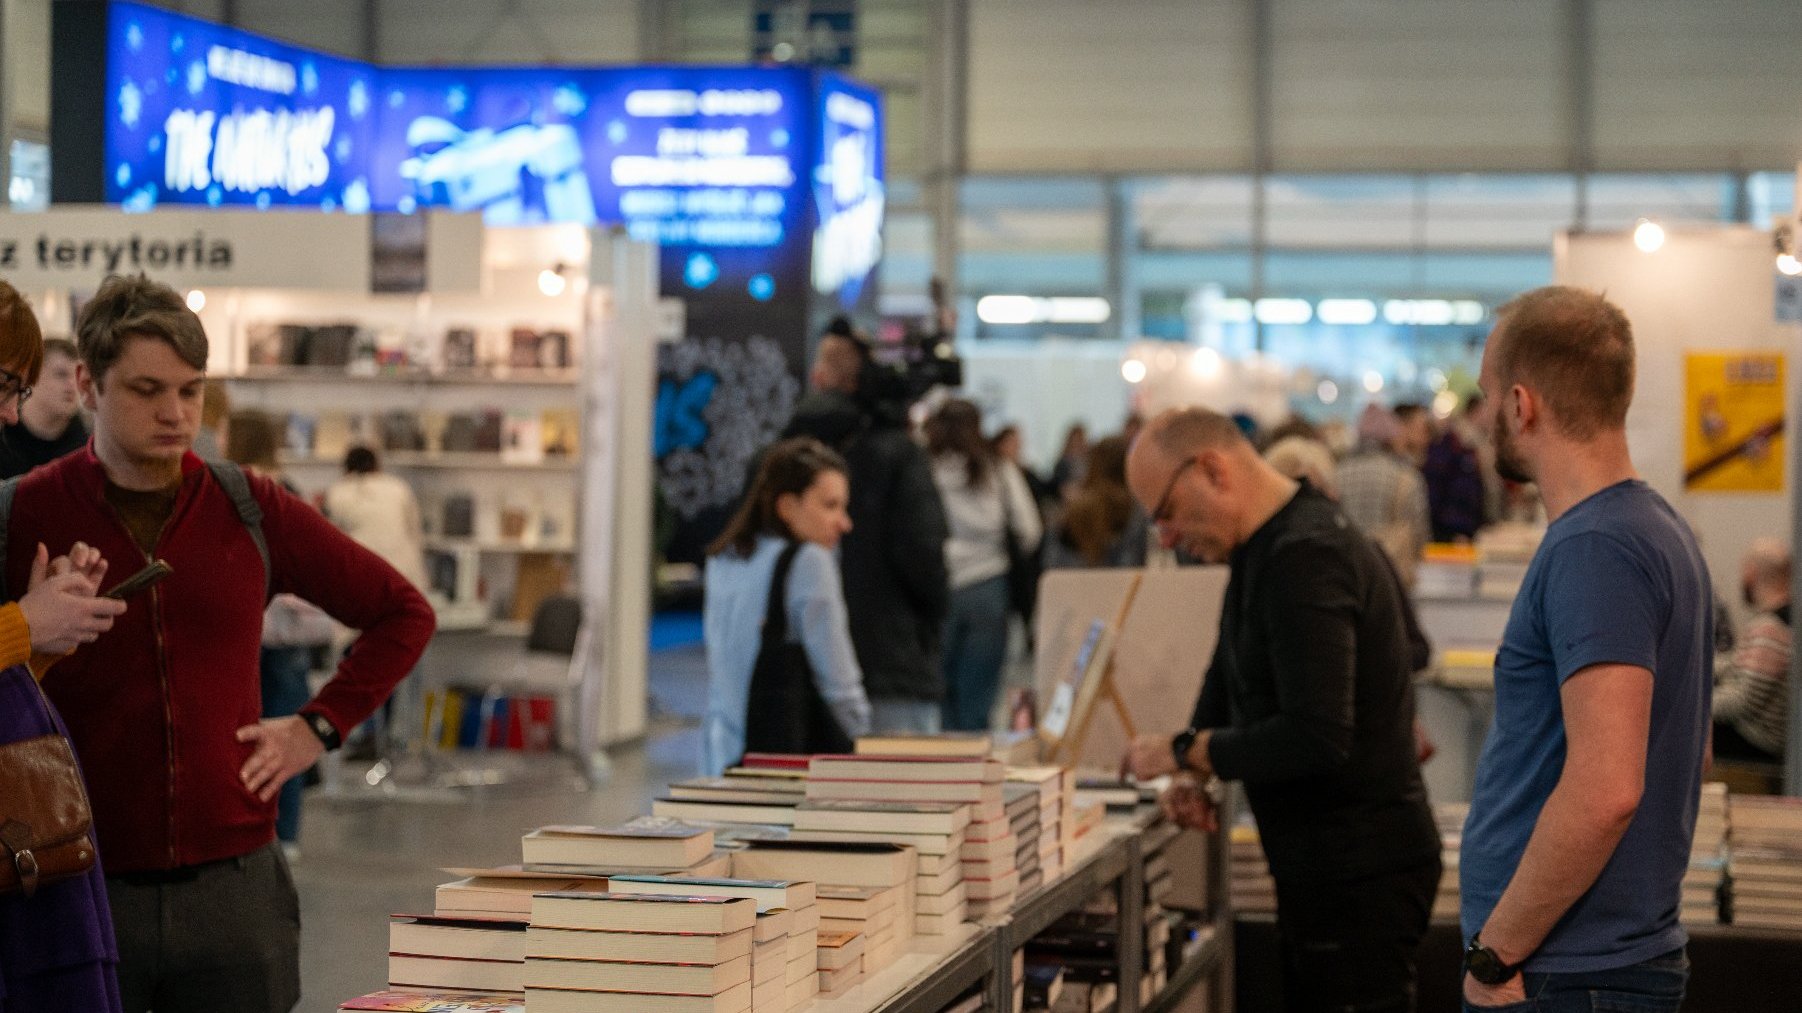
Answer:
[
  {"xmin": 1171, "ymin": 727, "xmax": 1201, "ymax": 772},
  {"xmin": 300, "ymin": 711, "xmax": 342, "ymax": 752},
  {"xmin": 1464, "ymin": 935, "xmax": 1522, "ymax": 985}
]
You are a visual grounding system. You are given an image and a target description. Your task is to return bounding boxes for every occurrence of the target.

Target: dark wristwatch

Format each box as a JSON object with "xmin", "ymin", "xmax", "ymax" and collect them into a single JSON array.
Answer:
[
  {"xmin": 1464, "ymin": 935, "xmax": 1522, "ymax": 985},
  {"xmin": 1171, "ymin": 727, "xmax": 1201, "ymax": 772},
  {"xmin": 300, "ymin": 711, "xmax": 342, "ymax": 752}
]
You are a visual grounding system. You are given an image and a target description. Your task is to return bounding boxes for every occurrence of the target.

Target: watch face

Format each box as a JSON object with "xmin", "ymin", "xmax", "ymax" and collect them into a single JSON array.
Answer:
[{"xmin": 1466, "ymin": 944, "xmax": 1508, "ymax": 984}]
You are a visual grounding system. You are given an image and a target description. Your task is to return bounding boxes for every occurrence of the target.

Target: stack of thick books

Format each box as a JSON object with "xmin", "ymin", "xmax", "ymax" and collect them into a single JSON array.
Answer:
[
  {"xmin": 1006, "ymin": 783, "xmax": 1045, "ymax": 896},
  {"xmin": 789, "ymin": 798, "xmax": 969, "ymax": 934},
  {"xmin": 813, "ymin": 884, "xmax": 902, "ymax": 973},
  {"xmin": 524, "ymin": 893, "xmax": 757, "ymax": 1013},
  {"xmin": 1228, "ymin": 822, "xmax": 1276, "ymax": 914},
  {"xmin": 809, "ymin": 750, "xmax": 1011, "ymax": 921},
  {"xmin": 1007, "ymin": 766, "xmax": 1073, "ymax": 882},
  {"xmin": 433, "ymin": 869, "xmax": 605, "ymax": 921},
  {"xmin": 732, "ymin": 842, "xmax": 917, "ymax": 977},
  {"xmin": 1433, "ymin": 803, "xmax": 1468, "ymax": 922},
  {"xmin": 521, "ymin": 818, "xmax": 729, "ymax": 878},
  {"xmin": 607, "ymin": 876, "xmax": 817, "ymax": 1013},
  {"xmin": 1682, "ymin": 784, "xmax": 1728, "ymax": 926},
  {"xmin": 814, "ymin": 929, "xmax": 866, "ymax": 998},
  {"xmin": 1728, "ymin": 793, "xmax": 1802, "ymax": 930},
  {"xmin": 386, "ymin": 913, "xmax": 528, "ymax": 996}
]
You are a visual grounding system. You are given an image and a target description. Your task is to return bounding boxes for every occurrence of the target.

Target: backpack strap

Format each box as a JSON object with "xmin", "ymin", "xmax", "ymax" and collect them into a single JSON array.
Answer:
[
  {"xmin": 205, "ymin": 460, "xmax": 271, "ymax": 600},
  {"xmin": 0, "ymin": 476, "xmax": 18, "ymax": 603},
  {"xmin": 761, "ymin": 541, "xmax": 805, "ymax": 648}
]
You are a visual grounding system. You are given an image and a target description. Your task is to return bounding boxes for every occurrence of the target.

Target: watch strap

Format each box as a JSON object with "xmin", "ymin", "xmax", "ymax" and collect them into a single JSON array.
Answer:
[
  {"xmin": 300, "ymin": 710, "xmax": 342, "ymax": 752},
  {"xmin": 1171, "ymin": 728, "xmax": 1200, "ymax": 772}
]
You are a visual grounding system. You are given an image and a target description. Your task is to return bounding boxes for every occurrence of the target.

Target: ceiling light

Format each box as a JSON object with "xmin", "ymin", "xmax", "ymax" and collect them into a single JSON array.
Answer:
[
  {"xmin": 1191, "ymin": 347, "xmax": 1224, "ymax": 380},
  {"xmin": 1317, "ymin": 299, "xmax": 1377, "ymax": 325},
  {"xmin": 1254, "ymin": 298, "xmax": 1312, "ymax": 325},
  {"xmin": 1363, "ymin": 371, "xmax": 1385, "ymax": 393},
  {"xmin": 185, "ymin": 289, "xmax": 206, "ymax": 313},
  {"xmin": 1633, "ymin": 219, "xmax": 1665, "ymax": 253}
]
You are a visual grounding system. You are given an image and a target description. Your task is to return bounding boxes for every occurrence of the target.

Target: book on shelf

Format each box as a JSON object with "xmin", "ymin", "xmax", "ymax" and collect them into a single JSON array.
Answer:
[
  {"xmin": 653, "ymin": 798, "xmax": 801, "ymax": 827},
  {"xmin": 785, "ymin": 928, "xmax": 818, "ymax": 963},
  {"xmin": 523, "ymin": 926, "xmax": 753, "ymax": 965},
  {"xmin": 339, "ymin": 990, "xmax": 524, "ymax": 1012},
  {"xmin": 729, "ymin": 842, "xmax": 916, "ymax": 890},
  {"xmin": 541, "ymin": 408, "xmax": 580, "ymax": 458},
  {"xmin": 787, "ymin": 826, "xmax": 965, "ymax": 856},
  {"xmin": 818, "ymin": 961, "xmax": 863, "ymax": 998},
  {"xmin": 740, "ymin": 753, "xmax": 814, "ymax": 772},
  {"xmin": 808, "ymin": 755, "xmax": 1003, "ymax": 784},
  {"xmin": 521, "ymin": 819, "xmax": 714, "ymax": 870},
  {"xmin": 752, "ymin": 909, "xmax": 791, "ymax": 943},
  {"xmin": 523, "ymin": 955, "xmax": 751, "ymax": 994},
  {"xmin": 785, "ymin": 974, "xmax": 818, "ymax": 1008},
  {"xmin": 607, "ymin": 875, "xmax": 815, "ymax": 913},
  {"xmin": 442, "ymin": 328, "xmax": 479, "ymax": 371},
  {"xmin": 853, "ymin": 733, "xmax": 992, "ymax": 758},
  {"xmin": 390, "ymin": 914, "xmax": 528, "ymax": 963},
  {"xmin": 501, "ymin": 411, "xmax": 545, "ymax": 464},
  {"xmin": 525, "ymin": 981, "xmax": 751, "ymax": 1013},
  {"xmin": 434, "ymin": 876, "xmax": 602, "ymax": 919},
  {"xmin": 803, "ymin": 778, "xmax": 1002, "ymax": 807},
  {"xmin": 382, "ymin": 410, "xmax": 429, "ymax": 453},
  {"xmin": 669, "ymin": 777, "xmax": 806, "ymax": 805},
  {"xmin": 537, "ymin": 330, "xmax": 573, "ymax": 370},
  {"xmin": 750, "ymin": 978, "xmax": 784, "ymax": 1013},
  {"xmin": 750, "ymin": 937, "xmax": 787, "ymax": 984},
  {"xmin": 314, "ymin": 411, "xmax": 361, "ymax": 461},
  {"xmin": 784, "ymin": 950, "xmax": 815, "ymax": 984},
  {"xmin": 388, "ymin": 954, "xmax": 523, "ymax": 995},
  {"xmin": 508, "ymin": 329, "xmax": 542, "ymax": 370},
  {"xmin": 523, "ymin": 852, "xmax": 732, "ymax": 881},
  {"xmin": 791, "ymin": 799, "xmax": 970, "ymax": 837},
  {"xmin": 283, "ymin": 412, "xmax": 317, "ymax": 456},
  {"xmin": 915, "ymin": 882, "xmax": 968, "ymax": 916},
  {"xmin": 531, "ymin": 892, "xmax": 758, "ymax": 934},
  {"xmin": 815, "ymin": 886, "xmax": 896, "ymax": 921}
]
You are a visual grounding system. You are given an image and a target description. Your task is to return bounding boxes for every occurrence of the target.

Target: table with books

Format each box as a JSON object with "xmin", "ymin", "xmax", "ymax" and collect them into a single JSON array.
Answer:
[{"xmin": 336, "ymin": 733, "xmax": 1231, "ymax": 1013}]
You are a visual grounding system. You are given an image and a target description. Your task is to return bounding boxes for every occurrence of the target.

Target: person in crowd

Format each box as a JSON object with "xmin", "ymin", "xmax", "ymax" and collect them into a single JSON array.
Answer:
[
  {"xmin": 1044, "ymin": 436, "xmax": 1147, "ymax": 570},
  {"xmin": 191, "ymin": 377, "xmax": 230, "ymax": 461},
  {"xmin": 323, "ymin": 446, "xmax": 429, "ymax": 592},
  {"xmin": 1050, "ymin": 423, "xmax": 1090, "ymax": 498},
  {"xmin": 0, "ymin": 280, "xmax": 131, "ymax": 1013},
  {"xmin": 991, "ymin": 423, "xmax": 1053, "ymax": 635},
  {"xmin": 701, "ymin": 437, "xmax": 872, "ymax": 775},
  {"xmin": 226, "ymin": 410, "xmax": 337, "ymax": 863},
  {"xmin": 1338, "ymin": 403, "xmax": 1432, "ymax": 588},
  {"xmin": 0, "ymin": 337, "xmax": 88, "ymax": 479},
  {"xmin": 1260, "ymin": 414, "xmax": 1324, "ymax": 451},
  {"xmin": 1423, "ymin": 398, "xmax": 1488, "ymax": 542},
  {"xmin": 925, "ymin": 399, "xmax": 1043, "ymax": 732},
  {"xmin": 992, "ymin": 424, "xmax": 1056, "ymax": 515},
  {"xmin": 781, "ymin": 321, "xmax": 949, "ymax": 734},
  {"xmin": 4, "ymin": 274, "xmax": 436, "ymax": 1013},
  {"xmin": 1459, "ymin": 287, "xmax": 1708, "ymax": 1012},
  {"xmin": 1712, "ymin": 538, "xmax": 1791, "ymax": 764},
  {"xmin": 1121, "ymin": 407, "xmax": 1440, "ymax": 1013}
]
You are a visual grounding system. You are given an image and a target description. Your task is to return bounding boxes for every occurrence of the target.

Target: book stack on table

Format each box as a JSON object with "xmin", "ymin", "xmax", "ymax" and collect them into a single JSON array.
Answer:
[
  {"xmin": 1007, "ymin": 766, "xmax": 1074, "ymax": 883},
  {"xmin": 1433, "ymin": 803, "xmax": 1467, "ymax": 922},
  {"xmin": 1728, "ymin": 793, "xmax": 1802, "ymax": 930},
  {"xmin": 524, "ymin": 892, "xmax": 757, "ymax": 1013},
  {"xmin": 1684, "ymin": 784, "xmax": 1727, "ymax": 926},
  {"xmin": 607, "ymin": 876, "xmax": 816, "ymax": 1013},
  {"xmin": 1006, "ymin": 783, "xmax": 1045, "ymax": 896},
  {"xmin": 732, "ymin": 841, "xmax": 917, "ymax": 978},
  {"xmin": 790, "ymin": 798, "xmax": 968, "ymax": 935},
  {"xmin": 814, "ymin": 929, "xmax": 867, "ymax": 999}
]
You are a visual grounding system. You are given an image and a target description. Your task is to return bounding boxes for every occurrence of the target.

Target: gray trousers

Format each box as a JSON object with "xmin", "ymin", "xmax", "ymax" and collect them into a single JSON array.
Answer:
[{"xmin": 105, "ymin": 842, "xmax": 301, "ymax": 1013}]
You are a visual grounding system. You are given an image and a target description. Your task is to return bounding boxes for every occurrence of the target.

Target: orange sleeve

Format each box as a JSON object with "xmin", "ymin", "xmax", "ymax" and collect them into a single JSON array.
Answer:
[{"xmin": 0, "ymin": 602, "xmax": 33, "ymax": 671}]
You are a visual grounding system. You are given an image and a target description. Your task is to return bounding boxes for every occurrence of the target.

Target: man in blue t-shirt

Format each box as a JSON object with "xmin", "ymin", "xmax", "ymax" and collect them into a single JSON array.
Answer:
[{"xmin": 1460, "ymin": 287, "xmax": 1710, "ymax": 1012}]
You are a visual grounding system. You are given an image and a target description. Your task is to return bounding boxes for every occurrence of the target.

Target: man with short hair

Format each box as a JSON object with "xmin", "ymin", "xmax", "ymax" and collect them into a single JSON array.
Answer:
[
  {"xmin": 1122, "ymin": 407, "xmax": 1440, "ymax": 1013},
  {"xmin": 781, "ymin": 321, "xmax": 950, "ymax": 733},
  {"xmin": 1459, "ymin": 286, "xmax": 1709, "ymax": 1012},
  {"xmin": 6, "ymin": 274, "xmax": 436, "ymax": 1013},
  {"xmin": 0, "ymin": 336, "xmax": 88, "ymax": 478}
]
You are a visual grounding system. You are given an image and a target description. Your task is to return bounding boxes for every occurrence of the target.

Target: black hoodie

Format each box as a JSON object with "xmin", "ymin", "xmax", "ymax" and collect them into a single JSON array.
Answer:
[{"xmin": 782, "ymin": 390, "xmax": 951, "ymax": 702}]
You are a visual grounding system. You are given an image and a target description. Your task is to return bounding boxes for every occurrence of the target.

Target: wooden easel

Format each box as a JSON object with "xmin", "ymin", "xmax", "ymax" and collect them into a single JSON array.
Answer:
[{"xmin": 1048, "ymin": 573, "xmax": 1143, "ymax": 766}]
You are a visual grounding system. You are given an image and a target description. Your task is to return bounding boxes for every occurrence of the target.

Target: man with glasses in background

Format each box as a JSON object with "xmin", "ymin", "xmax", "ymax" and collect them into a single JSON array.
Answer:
[
  {"xmin": 0, "ymin": 337, "xmax": 87, "ymax": 478},
  {"xmin": 1120, "ymin": 406, "xmax": 1440, "ymax": 1013}
]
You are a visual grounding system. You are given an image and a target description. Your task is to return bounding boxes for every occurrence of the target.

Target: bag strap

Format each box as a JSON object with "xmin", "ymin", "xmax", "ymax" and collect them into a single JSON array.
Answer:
[
  {"xmin": 205, "ymin": 460, "xmax": 271, "ymax": 601},
  {"xmin": 761, "ymin": 541, "xmax": 805, "ymax": 648},
  {"xmin": 0, "ymin": 476, "xmax": 17, "ymax": 603}
]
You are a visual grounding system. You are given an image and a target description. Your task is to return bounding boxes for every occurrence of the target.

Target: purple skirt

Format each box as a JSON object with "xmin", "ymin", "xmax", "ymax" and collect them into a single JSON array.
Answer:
[{"xmin": 0, "ymin": 664, "xmax": 121, "ymax": 1013}]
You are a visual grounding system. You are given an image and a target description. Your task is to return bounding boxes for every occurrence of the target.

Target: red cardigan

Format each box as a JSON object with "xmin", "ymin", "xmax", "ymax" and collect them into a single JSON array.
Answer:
[{"xmin": 6, "ymin": 448, "xmax": 436, "ymax": 872}]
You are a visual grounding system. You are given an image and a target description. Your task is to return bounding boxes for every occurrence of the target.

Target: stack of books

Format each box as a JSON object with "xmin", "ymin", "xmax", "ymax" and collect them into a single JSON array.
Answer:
[
  {"xmin": 606, "ymin": 875, "xmax": 818, "ymax": 1013},
  {"xmin": 1007, "ymin": 766, "xmax": 1074, "ymax": 882},
  {"xmin": 521, "ymin": 818, "xmax": 729, "ymax": 878},
  {"xmin": 731, "ymin": 842, "xmax": 917, "ymax": 980},
  {"xmin": 1228, "ymin": 822, "xmax": 1276, "ymax": 914},
  {"xmin": 1728, "ymin": 794, "xmax": 1802, "ymax": 930},
  {"xmin": 813, "ymin": 884, "xmax": 904, "ymax": 970},
  {"xmin": 789, "ymin": 798, "xmax": 969, "ymax": 935},
  {"xmin": 1006, "ymin": 783, "xmax": 1045, "ymax": 896},
  {"xmin": 433, "ymin": 869, "xmax": 605, "ymax": 921},
  {"xmin": 386, "ymin": 913, "xmax": 528, "ymax": 996},
  {"xmin": 1433, "ymin": 803, "xmax": 1468, "ymax": 921},
  {"xmin": 814, "ymin": 930, "xmax": 866, "ymax": 998},
  {"xmin": 1683, "ymin": 784, "xmax": 1728, "ymax": 926},
  {"xmin": 808, "ymin": 750, "xmax": 1010, "ymax": 920},
  {"xmin": 524, "ymin": 893, "xmax": 757, "ymax": 1013}
]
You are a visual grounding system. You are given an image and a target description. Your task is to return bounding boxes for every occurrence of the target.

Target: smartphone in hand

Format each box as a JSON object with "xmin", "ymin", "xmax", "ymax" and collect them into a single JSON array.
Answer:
[{"xmin": 105, "ymin": 560, "xmax": 173, "ymax": 600}]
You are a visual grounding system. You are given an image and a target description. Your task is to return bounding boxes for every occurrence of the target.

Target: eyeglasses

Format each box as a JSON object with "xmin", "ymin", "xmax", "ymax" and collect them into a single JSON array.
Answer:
[
  {"xmin": 1151, "ymin": 457, "xmax": 1198, "ymax": 527},
  {"xmin": 0, "ymin": 368, "xmax": 32, "ymax": 409}
]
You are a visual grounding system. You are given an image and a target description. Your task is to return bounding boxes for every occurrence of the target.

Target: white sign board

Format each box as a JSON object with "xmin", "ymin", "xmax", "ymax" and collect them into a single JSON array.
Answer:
[{"xmin": 0, "ymin": 207, "xmax": 372, "ymax": 291}]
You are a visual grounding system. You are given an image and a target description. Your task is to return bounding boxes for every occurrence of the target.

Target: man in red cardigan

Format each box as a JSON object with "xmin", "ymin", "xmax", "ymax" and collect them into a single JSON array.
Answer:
[{"xmin": 6, "ymin": 275, "xmax": 436, "ymax": 1012}]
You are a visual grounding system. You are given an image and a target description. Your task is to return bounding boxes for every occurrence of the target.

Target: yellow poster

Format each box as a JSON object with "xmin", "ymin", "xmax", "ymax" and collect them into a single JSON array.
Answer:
[{"xmin": 1683, "ymin": 351, "xmax": 1786, "ymax": 493}]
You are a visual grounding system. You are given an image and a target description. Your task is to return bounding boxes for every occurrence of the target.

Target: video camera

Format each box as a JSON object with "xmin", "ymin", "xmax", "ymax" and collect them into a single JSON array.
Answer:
[{"xmin": 826, "ymin": 315, "xmax": 962, "ymax": 425}]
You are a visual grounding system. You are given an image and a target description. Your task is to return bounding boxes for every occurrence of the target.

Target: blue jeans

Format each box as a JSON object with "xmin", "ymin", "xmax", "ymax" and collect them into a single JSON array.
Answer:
[
  {"xmin": 941, "ymin": 575, "xmax": 1010, "ymax": 732},
  {"xmin": 259, "ymin": 646, "xmax": 312, "ymax": 844},
  {"xmin": 1464, "ymin": 948, "xmax": 1688, "ymax": 1013}
]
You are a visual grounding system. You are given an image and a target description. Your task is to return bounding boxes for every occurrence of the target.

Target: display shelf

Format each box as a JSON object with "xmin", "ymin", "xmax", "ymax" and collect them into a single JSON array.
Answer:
[
  {"xmin": 1002, "ymin": 823, "xmax": 1139, "ymax": 941},
  {"xmin": 810, "ymin": 923, "xmax": 994, "ymax": 1013},
  {"xmin": 233, "ymin": 366, "xmax": 581, "ymax": 387},
  {"xmin": 1143, "ymin": 928, "xmax": 1226, "ymax": 1013},
  {"xmin": 276, "ymin": 451, "xmax": 578, "ymax": 472}
]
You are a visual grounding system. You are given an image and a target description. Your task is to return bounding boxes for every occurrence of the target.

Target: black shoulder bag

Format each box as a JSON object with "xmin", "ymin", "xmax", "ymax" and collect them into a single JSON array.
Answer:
[{"xmin": 740, "ymin": 542, "xmax": 855, "ymax": 760}]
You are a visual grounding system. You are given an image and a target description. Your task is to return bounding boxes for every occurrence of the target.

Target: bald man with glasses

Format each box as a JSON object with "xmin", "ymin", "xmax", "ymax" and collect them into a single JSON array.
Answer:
[{"xmin": 1121, "ymin": 406, "xmax": 1440, "ymax": 1013}]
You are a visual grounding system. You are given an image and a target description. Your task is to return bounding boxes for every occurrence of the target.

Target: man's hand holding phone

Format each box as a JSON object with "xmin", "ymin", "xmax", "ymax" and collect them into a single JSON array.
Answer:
[{"xmin": 19, "ymin": 542, "xmax": 129, "ymax": 656}]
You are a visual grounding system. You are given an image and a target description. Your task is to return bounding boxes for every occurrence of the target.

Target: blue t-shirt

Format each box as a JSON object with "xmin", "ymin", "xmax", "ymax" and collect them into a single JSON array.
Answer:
[{"xmin": 1461, "ymin": 480, "xmax": 1711, "ymax": 973}]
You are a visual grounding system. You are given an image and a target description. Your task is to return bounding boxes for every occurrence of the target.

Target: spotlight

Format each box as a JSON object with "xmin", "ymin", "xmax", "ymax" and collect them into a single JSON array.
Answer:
[
  {"xmin": 1121, "ymin": 359, "xmax": 1147, "ymax": 384},
  {"xmin": 1633, "ymin": 219, "xmax": 1665, "ymax": 253},
  {"xmin": 538, "ymin": 267, "xmax": 569, "ymax": 297},
  {"xmin": 185, "ymin": 290, "xmax": 206, "ymax": 313}
]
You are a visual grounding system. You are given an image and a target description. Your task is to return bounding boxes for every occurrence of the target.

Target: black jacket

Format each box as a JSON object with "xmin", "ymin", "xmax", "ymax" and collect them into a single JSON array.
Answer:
[
  {"xmin": 783, "ymin": 391, "xmax": 950, "ymax": 701},
  {"xmin": 1192, "ymin": 482, "xmax": 1439, "ymax": 886}
]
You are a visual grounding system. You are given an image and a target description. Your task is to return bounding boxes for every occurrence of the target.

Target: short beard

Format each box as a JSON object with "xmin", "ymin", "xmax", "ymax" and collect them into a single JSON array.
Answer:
[{"xmin": 1493, "ymin": 416, "xmax": 1533, "ymax": 484}]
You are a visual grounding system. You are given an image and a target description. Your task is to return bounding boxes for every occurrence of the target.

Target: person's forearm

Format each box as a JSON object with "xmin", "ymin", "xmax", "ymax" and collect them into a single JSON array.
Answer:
[{"xmin": 1480, "ymin": 773, "xmax": 1638, "ymax": 964}]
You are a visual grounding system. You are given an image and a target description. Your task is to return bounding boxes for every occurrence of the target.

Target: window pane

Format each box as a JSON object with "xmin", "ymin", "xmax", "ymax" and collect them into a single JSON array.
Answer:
[
  {"xmin": 1421, "ymin": 174, "xmax": 1576, "ymax": 249},
  {"xmin": 1583, "ymin": 173, "xmax": 1737, "ymax": 230},
  {"xmin": 1265, "ymin": 175, "xmax": 1418, "ymax": 248},
  {"xmin": 1133, "ymin": 176, "xmax": 1255, "ymax": 249}
]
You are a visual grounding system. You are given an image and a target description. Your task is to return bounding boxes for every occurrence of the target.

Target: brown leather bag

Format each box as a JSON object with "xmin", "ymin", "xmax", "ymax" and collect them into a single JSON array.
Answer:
[{"xmin": 0, "ymin": 677, "xmax": 97, "ymax": 898}]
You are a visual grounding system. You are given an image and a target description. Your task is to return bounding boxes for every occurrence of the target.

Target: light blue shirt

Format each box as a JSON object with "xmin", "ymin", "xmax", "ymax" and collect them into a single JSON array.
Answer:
[{"xmin": 702, "ymin": 536, "xmax": 872, "ymax": 775}]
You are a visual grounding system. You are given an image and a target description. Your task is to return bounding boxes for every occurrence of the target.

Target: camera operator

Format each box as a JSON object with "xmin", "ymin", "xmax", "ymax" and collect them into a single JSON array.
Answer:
[{"xmin": 780, "ymin": 320, "xmax": 951, "ymax": 733}]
